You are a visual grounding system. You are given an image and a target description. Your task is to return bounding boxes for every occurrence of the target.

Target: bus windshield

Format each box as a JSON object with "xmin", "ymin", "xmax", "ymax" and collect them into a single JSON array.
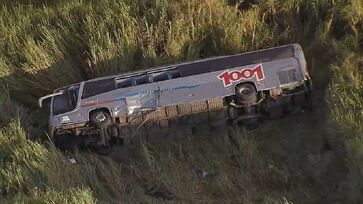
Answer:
[{"xmin": 52, "ymin": 84, "xmax": 80, "ymax": 116}]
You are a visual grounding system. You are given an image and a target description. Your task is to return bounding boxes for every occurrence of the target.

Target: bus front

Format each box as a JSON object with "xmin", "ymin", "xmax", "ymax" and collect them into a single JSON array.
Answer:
[{"xmin": 39, "ymin": 83, "xmax": 86, "ymax": 137}]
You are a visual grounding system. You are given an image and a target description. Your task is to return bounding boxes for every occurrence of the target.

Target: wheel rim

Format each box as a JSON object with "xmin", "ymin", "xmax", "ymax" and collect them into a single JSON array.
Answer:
[
  {"xmin": 95, "ymin": 113, "xmax": 106, "ymax": 122},
  {"xmin": 239, "ymin": 87, "xmax": 252, "ymax": 96}
]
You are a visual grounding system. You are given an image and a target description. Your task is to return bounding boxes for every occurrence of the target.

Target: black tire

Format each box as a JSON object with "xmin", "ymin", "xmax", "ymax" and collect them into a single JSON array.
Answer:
[
  {"xmin": 53, "ymin": 134, "xmax": 66, "ymax": 150},
  {"xmin": 306, "ymin": 93, "xmax": 313, "ymax": 111},
  {"xmin": 268, "ymin": 106, "xmax": 283, "ymax": 119},
  {"xmin": 235, "ymin": 83, "xmax": 257, "ymax": 105},
  {"xmin": 231, "ymin": 116, "xmax": 261, "ymax": 130},
  {"xmin": 304, "ymin": 89, "xmax": 313, "ymax": 112},
  {"xmin": 244, "ymin": 118, "xmax": 261, "ymax": 130},
  {"xmin": 90, "ymin": 145, "xmax": 114, "ymax": 155},
  {"xmin": 305, "ymin": 78, "xmax": 313, "ymax": 111},
  {"xmin": 53, "ymin": 133, "xmax": 82, "ymax": 152},
  {"xmin": 90, "ymin": 110, "xmax": 112, "ymax": 128},
  {"xmin": 95, "ymin": 145, "xmax": 114, "ymax": 155},
  {"xmin": 227, "ymin": 105, "xmax": 239, "ymax": 119}
]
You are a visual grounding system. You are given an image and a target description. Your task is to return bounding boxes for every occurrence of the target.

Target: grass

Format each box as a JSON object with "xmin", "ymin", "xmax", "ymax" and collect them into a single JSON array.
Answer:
[
  {"xmin": 326, "ymin": 36, "xmax": 363, "ymax": 202},
  {"xmin": 0, "ymin": 0, "xmax": 362, "ymax": 203}
]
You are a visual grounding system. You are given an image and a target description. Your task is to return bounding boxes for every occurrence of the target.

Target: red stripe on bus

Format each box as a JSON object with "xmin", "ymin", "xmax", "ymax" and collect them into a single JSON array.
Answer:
[
  {"xmin": 80, "ymin": 100, "xmax": 114, "ymax": 108},
  {"xmin": 98, "ymin": 100, "xmax": 114, "ymax": 105},
  {"xmin": 80, "ymin": 103, "xmax": 97, "ymax": 108}
]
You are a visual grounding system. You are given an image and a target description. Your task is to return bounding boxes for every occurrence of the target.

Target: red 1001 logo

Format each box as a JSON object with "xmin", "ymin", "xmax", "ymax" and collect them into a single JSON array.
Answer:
[{"xmin": 217, "ymin": 64, "xmax": 265, "ymax": 87}]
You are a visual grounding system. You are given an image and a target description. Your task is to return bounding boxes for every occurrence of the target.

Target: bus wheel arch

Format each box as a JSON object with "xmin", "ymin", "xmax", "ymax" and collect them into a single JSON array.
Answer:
[{"xmin": 89, "ymin": 108, "xmax": 112, "ymax": 128}]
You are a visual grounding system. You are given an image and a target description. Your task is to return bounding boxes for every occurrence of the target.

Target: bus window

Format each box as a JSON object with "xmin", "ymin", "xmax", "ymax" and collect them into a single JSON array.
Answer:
[
  {"xmin": 52, "ymin": 85, "xmax": 80, "ymax": 116},
  {"xmin": 169, "ymin": 71, "xmax": 181, "ymax": 79},
  {"xmin": 134, "ymin": 75, "xmax": 149, "ymax": 85},
  {"xmin": 116, "ymin": 78, "xmax": 133, "ymax": 88},
  {"xmin": 69, "ymin": 86, "xmax": 79, "ymax": 107},
  {"xmin": 82, "ymin": 78, "xmax": 115, "ymax": 99},
  {"xmin": 152, "ymin": 72, "xmax": 169, "ymax": 82}
]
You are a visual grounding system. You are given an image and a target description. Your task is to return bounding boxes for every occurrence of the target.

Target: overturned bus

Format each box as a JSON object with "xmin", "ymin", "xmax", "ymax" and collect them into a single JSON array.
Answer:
[{"xmin": 39, "ymin": 44, "xmax": 312, "ymax": 151}]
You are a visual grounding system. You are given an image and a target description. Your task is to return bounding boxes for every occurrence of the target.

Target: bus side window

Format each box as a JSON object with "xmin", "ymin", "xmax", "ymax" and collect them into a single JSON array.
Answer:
[
  {"xmin": 152, "ymin": 72, "xmax": 169, "ymax": 82},
  {"xmin": 134, "ymin": 75, "xmax": 149, "ymax": 85},
  {"xmin": 116, "ymin": 78, "xmax": 133, "ymax": 88},
  {"xmin": 169, "ymin": 71, "xmax": 181, "ymax": 79},
  {"xmin": 82, "ymin": 78, "xmax": 115, "ymax": 99},
  {"xmin": 69, "ymin": 88, "xmax": 78, "ymax": 107}
]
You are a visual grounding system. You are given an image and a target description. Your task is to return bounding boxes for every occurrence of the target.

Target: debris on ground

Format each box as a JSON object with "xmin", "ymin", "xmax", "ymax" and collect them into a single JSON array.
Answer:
[
  {"xmin": 196, "ymin": 169, "xmax": 216, "ymax": 181},
  {"xmin": 145, "ymin": 184, "xmax": 176, "ymax": 200},
  {"xmin": 68, "ymin": 158, "xmax": 77, "ymax": 164}
]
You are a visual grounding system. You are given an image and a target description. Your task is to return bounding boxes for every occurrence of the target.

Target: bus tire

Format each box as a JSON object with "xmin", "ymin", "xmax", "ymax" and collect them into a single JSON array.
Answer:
[
  {"xmin": 53, "ymin": 133, "xmax": 81, "ymax": 152},
  {"xmin": 90, "ymin": 110, "xmax": 112, "ymax": 128},
  {"xmin": 244, "ymin": 118, "xmax": 260, "ymax": 130},
  {"xmin": 53, "ymin": 134, "xmax": 66, "ymax": 150},
  {"xmin": 268, "ymin": 106, "xmax": 283, "ymax": 119},
  {"xmin": 227, "ymin": 106, "xmax": 238, "ymax": 119},
  {"xmin": 91, "ymin": 145, "xmax": 113, "ymax": 155}
]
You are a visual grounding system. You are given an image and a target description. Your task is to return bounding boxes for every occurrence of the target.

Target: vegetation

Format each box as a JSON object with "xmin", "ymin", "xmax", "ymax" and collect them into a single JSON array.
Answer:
[{"xmin": 0, "ymin": 0, "xmax": 362, "ymax": 203}]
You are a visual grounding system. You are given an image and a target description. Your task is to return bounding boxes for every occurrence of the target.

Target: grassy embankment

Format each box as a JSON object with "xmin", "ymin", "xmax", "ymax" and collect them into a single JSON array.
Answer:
[{"xmin": 0, "ymin": 0, "xmax": 362, "ymax": 203}]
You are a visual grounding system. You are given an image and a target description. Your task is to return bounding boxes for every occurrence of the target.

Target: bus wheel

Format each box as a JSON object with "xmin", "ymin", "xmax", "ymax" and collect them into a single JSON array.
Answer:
[
  {"xmin": 90, "ymin": 110, "xmax": 112, "ymax": 128},
  {"xmin": 243, "ymin": 118, "xmax": 261, "ymax": 130},
  {"xmin": 53, "ymin": 133, "xmax": 82, "ymax": 152},
  {"xmin": 90, "ymin": 144, "xmax": 113, "ymax": 155},
  {"xmin": 227, "ymin": 105, "xmax": 239, "ymax": 119},
  {"xmin": 235, "ymin": 83, "xmax": 257, "ymax": 105},
  {"xmin": 53, "ymin": 134, "xmax": 67, "ymax": 150}
]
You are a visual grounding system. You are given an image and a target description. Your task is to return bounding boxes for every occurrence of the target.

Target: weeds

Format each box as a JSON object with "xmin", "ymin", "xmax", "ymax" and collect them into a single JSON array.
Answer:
[{"xmin": 327, "ymin": 37, "xmax": 363, "ymax": 203}]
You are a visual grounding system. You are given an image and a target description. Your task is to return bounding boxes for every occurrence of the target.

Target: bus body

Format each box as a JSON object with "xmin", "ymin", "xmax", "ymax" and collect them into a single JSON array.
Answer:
[{"xmin": 39, "ymin": 44, "xmax": 312, "ymax": 148}]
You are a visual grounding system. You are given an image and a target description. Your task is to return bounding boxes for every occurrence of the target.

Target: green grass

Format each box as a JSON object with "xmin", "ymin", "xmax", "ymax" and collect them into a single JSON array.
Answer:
[
  {"xmin": 0, "ymin": 119, "xmax": 93, "ymax": 203},
  {"xmin": 0, "ymin": 0, "xmax": 362, "ymax": 203}
]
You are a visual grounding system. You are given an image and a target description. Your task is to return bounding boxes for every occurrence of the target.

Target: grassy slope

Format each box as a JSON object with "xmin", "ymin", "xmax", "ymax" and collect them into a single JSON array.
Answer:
[{"xmin": 0, "ymin": 0, "xmax": 362, "ymax": 203}]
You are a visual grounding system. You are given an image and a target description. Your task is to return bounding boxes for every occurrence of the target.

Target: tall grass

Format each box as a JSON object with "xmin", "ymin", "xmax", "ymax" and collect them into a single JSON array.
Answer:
[
  {"xmin": 0, "ymin": 114, "xmax": 294, "ymax": 203},
  {"xmin": 0, "ymin": 87, "xmax": 18, "ymax": 127},
  {"xmin": 0, "ymin": 119, "xmax": 94, "ymax": 202},
  {"xmin": 0, "ymin": 0, "xmax": 279, "ymax": 105},
  {"xmin": 327, "ymin": 38, "xmax": 363, "ymax": 203},
  {"xmin": 132, "ymin": 127, "xmax": 292, "ymax": 203},
  {"xmin": 0, "ymin": 117, "xmax": 143, "ymax": 203},
  {"xmin": 1, "ymin": 0, "xmax": 345, "ymax": 105}
]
